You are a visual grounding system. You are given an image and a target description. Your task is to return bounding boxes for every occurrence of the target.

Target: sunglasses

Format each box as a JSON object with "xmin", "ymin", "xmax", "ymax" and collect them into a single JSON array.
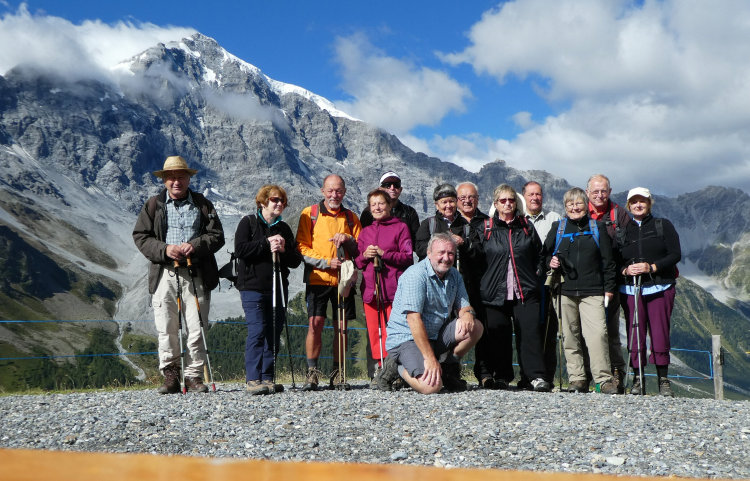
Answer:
[
  {"xmin": 268, "ymin": 197, "xmax": 284, "ymax": 204},
  {"xmin": 381, "ymin": 181, "xmax": 401, "ymax": 189},
  {"xmin": 496, "ymin": 198, "xmax": 516, "ymax": 204}
]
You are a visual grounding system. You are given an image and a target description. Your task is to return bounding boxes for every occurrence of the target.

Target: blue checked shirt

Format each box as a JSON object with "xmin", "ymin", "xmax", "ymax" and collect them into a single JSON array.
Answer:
[
  {"xmin": 165, "ymin": 191, "xmax": 200, "ymax": 246},
  {"xmin": 385, "ymin": 257, "xmax": 470, "ymax": 350}
]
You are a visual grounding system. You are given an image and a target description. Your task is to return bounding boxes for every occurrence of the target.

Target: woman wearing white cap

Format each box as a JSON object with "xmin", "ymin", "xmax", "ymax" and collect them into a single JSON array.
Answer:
[{"xmin": 616, "ymin": 187, "xmax": 681, "ymax": 396}]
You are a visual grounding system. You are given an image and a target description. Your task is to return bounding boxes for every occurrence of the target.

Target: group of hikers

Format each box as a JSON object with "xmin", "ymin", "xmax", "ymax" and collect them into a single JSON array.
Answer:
[{"xmin": 133, "ymin": 156, "xmax": 682, "ymax": 397}]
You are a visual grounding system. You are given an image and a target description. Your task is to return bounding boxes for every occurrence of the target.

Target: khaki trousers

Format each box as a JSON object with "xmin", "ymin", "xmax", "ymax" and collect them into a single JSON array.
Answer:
[
  {"xmin": 557, "ymin": 295, "xmax": 613, "ymax": 384},
  {"xmin": 152, "ymin": 265, "xmax": 210, "ymax": 378}
]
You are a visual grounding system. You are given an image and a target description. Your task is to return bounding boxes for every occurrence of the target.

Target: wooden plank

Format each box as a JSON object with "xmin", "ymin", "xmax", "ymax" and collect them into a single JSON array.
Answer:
[{"xmin": 0, "ymin": 448, "xmax": 685, "ymax": 481}]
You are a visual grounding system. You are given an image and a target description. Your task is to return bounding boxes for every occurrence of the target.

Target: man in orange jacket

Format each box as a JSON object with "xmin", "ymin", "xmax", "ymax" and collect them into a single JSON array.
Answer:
[{"xmin": 296, "ymin": 174, "xmax": 361, "ymax": 391}]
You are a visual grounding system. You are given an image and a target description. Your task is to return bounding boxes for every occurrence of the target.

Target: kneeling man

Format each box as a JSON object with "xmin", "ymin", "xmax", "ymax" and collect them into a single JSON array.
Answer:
[{"xmin": 377, "ymin": 232, "xmax": 483, "ymax": 394}]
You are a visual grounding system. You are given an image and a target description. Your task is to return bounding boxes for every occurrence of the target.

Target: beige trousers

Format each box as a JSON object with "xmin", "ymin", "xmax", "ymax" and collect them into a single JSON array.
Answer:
[
  {"xmin": 556, "ymin": 295, "xmax": 613, "ymax": 385},
  {"xmin": 152, "ymin": 265, "xmax": 210, "ymax": 378}
]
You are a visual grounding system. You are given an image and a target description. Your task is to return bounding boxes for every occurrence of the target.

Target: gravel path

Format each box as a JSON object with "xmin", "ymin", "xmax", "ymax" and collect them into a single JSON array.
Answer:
[{"xmin": 1, "ymin": 382, "xmax": 748, "ymax": 478}]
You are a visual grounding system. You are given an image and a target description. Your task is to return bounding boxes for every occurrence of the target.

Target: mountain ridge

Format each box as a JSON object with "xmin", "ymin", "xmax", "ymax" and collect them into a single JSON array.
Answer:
[{"xmin": 0, "ymin": 32, "xmax": 747, "ymax": 394}]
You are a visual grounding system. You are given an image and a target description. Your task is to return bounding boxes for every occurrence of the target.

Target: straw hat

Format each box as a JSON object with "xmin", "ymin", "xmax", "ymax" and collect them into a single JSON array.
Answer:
[{"xmin": 153, "ymin": 156, "xmax": 198, "ymax": 178}]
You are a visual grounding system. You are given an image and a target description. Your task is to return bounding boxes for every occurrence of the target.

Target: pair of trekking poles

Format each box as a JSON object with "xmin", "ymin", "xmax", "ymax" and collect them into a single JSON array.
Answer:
[
  {"xmin": 173, "ymin": 253, "xmax": 296, "ymax": 393},
  {"xmin": 172, "ymin": 257, "xmax": 216, "ymax": 394},
  {"xmin": 331, "ymin": 249, "xmax": 388, "ymax": 390},
  {"xmin": 549, "ymin": 268, "xmax": 646, "ymax": 394}
]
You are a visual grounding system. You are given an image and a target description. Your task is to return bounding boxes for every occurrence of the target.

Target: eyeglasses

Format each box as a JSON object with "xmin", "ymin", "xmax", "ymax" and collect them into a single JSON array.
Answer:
[
  {"xmin": 588, "ymin": 190, "xmax": 609, "ymax": 196},
  {"xmin": 565, "ymin": 201, "xmax": 586, "ymax": 208},
  {"xmin": 268, "ymin": 197, "xmax": 284, "ymax": 204},
  {"xmin": 496, "ymin": 198, "xmax": 515, "ymax": 204},
  {"xmin": 381, "ymin": 181, "xmax": 401, "ymax": 189},
  {"xmin": 458, "ymin": 195, "xmax": 478, "ymax": 202}
]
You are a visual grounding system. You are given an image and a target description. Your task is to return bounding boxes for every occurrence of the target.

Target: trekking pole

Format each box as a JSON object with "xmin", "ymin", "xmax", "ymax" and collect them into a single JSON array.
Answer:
[
  {"xmin": 172, "ymin": 260, "xmax": 187, "ymax": 394},
  {"xmin": 275, "ymin": 255, "xmax": 296, "ymax": 389},
  {"xmin": 337, "ymin": 294, "xmax": 348, "ymax": 389},
  {"xmin": 373, "ymin": 255, "xmax": 386, "ymax": 368},
  {"xmin": 546, "ymin": 266, "xmax": 564, "ymax": 391},
  {"xmin": 272, "ymin": 252, "xmax": 287, "ymax": 390},
  {"xmin": 185, "ymin": 257, "xmax": 216, "ymax": 392},
  {"xmin": 556, "ymin": 284, "xmax": 564, "ymax": 392},
  {"xmin": 633, "ymin": 274, "xmax": 645, "ymax": 394}
]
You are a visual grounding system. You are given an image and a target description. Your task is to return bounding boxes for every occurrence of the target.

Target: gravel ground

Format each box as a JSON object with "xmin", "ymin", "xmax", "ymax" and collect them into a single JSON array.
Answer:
[{"xmin": 1, "ymin": 382, "xmax": 748, "ymax": 478}]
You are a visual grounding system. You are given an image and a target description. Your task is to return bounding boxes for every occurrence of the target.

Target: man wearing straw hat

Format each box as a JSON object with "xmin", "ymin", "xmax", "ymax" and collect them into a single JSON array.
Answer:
[{"xmin": 133, "ymin": 156, "xmax": 225, "ymax": 394}]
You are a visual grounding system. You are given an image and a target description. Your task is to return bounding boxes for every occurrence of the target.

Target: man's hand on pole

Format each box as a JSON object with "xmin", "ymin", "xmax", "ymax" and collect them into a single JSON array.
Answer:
[{"xmin": 329, "ymin": 233, "xmax": 350, "ymax": 248}]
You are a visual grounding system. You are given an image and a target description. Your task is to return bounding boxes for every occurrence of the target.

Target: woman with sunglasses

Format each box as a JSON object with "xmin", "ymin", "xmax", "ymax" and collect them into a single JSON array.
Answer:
[
  {"xmin": 544, "ymin": 187, "xmax": 618, "ymax": 394},
  {"xmin": 477, "ymin": 184, "xmax": 551, "ymax": 392},
  {"xmin": 234, "ymin": 185, "xmax": 302, "ymax": 395},
  {"xmin": 355, "ymin": 189, "xmax": 413, "ymax": 386}
]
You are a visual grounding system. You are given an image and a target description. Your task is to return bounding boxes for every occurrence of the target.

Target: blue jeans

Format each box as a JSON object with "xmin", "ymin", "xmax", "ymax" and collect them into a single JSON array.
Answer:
[{"xmin": 240, "ymin": 290, "xmax": 285, "ymax": 382}]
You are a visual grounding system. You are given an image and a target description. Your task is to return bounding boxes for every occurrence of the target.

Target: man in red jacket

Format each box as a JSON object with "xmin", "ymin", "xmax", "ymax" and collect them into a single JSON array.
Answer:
[{"xmin": 586, "ymin": 174, "xmax": 631, "ymax": 393}]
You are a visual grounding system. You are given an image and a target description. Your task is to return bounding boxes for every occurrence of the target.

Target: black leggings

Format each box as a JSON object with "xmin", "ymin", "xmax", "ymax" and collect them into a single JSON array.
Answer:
[{"xmin": 474, "ymin": 298, "xmax": 547, "ymax": 382}]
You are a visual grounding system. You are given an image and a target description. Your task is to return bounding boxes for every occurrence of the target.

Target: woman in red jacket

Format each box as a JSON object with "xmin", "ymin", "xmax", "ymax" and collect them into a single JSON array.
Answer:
[{"xmin": 356, "ymin": 190, "xmax": 413, "ymax": 382}]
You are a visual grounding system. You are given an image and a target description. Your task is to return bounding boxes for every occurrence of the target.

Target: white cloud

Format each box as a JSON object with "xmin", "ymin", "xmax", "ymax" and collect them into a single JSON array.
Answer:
[
  {"xmin": 512, "ymin": 111, "xmax": 534, "ymax": 130},
  {"xmin": 0, "ymin": 4, "xmax": 195, "ymax": 81},
  {"xmin": 435, "ymin": 0, "xmax": 750, "ymax": 195},
  {"xmin": 333, "ymin": 33, "xmax": 471, "ymax": 135}
]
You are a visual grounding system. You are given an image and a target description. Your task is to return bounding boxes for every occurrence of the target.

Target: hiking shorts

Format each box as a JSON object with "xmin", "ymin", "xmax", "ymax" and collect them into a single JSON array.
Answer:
[
  {"xmin": 389, "ymin": 318, "xmax": 458, "ymax": 378},
  {"xmin": 305, "ymin": 284, "xmax": 357, "ymax": 320}
]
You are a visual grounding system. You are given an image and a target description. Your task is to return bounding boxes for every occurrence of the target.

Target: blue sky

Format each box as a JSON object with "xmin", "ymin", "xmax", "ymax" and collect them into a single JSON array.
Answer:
[{"xmin": 1, "ymin": 0, "xmax": 749, "ymax": 195}]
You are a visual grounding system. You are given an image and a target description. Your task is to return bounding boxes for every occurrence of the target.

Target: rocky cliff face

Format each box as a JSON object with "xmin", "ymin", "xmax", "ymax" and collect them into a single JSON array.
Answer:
[{"xmin": 0, "ymin": 33, "xmax": 748, "ymax": 387}]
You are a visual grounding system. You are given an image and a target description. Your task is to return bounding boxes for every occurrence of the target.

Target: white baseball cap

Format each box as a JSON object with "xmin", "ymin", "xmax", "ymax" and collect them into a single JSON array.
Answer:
[
  {"xmin": 627, "ymin": 187, "xmax": 652, "ymax": 202},
  {"xmin": 379, "ymin": 171, "xmax": 401, "ymax": 184}
]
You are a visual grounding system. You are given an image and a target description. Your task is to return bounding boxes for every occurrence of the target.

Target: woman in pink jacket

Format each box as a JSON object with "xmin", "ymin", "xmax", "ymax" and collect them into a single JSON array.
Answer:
[{"xmin": 356, "ymin": 189, "xmax": 413, "ymax": 379}]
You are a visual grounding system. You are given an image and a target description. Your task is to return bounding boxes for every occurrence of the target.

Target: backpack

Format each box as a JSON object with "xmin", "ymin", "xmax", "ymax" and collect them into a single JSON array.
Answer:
[
  {"xmin": 429, "ymin": 217, "xmax": 471, "ymax": 239},
  {"xmin": 614, "ymin": 217, "xmax": 664, "ymax": 248},
  {"xmin": 482, "ymin": 216, "xmax": 530, "ymax": 240},
  {"xmin": 309, "ymin": 203, "xmax": 355, "ymax": 235},
  {"xmin": 217, "ymin": 215, "xmax": 256, "ymax": 287},
  {"xmin": 145, "ymin": 192, "xmax": 213, "ymax": 221},
  {"xmin": 551, "ymin": 217, "xmax": 600, "ymax": 256}
]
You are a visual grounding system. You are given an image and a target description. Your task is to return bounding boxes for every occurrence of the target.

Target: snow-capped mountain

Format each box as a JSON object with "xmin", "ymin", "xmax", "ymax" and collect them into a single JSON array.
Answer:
[{"xmin": 0, "ymin": 33, "xmax": 748, "ymax": 391}]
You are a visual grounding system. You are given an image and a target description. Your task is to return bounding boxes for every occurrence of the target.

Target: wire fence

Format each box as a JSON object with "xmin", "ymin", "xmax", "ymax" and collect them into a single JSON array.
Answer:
[{"xmin": 0, "ymin": 319, "xmax": 715, "ymax": 382}]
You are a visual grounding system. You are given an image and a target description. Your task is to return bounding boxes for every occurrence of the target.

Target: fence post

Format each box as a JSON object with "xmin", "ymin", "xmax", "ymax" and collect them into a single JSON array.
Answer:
[{"xmin": 712, "ymin": 335, "xmax": 723, "ymax": 401}]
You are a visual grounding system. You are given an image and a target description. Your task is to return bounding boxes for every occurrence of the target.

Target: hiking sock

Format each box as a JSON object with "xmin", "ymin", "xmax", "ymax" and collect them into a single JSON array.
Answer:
[
  {"xmin": 306, "ymin": 358, "xmax": 317, "ymax": 369},
  {"xmin": 656, "ymin": 365, "xmax": 668, "ymax": 379}
]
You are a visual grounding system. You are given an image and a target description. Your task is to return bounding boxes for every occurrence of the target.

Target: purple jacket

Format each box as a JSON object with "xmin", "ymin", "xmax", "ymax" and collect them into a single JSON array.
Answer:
[{"xmin": 355, "ymin": 216, "xmax": 413, "ymax": 304}]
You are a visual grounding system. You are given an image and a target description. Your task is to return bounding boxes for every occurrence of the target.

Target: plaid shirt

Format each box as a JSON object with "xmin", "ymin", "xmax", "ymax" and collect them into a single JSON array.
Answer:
[
  {"xmin": 165, "ymin": 190, "xmax": 200, "ymax": 246},
  {"xmin": 385, "ymin": 257, "xmax": 470, "ymax": 350}
]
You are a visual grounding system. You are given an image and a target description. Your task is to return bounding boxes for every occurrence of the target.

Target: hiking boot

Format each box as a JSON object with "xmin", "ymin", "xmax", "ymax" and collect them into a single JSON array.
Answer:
[
  {"xmin": 157, "ymin": 364, "xmax": 181, "ymax": 394},
  {"xmin": 567, "ymin": 380, "xmax": 589, "ymax": 393},
  {"xmin": 246, "ymin": 380, "xmax": 270, "ymax": 395},
  {"xmin": 185, "ymin": 376, "xmax": 209, "ymax": 393},
  {"xmin": 391, "ymin": 377, "xmax": 405, "ymax": 391},
  {"xmin": 370, "ymin": 366, "xmax": 383, "ymax": 390},
  {"xmin": 597, "ymin": 380, "xmax": 619, "ymax": 394},
  {"xmin": 376, "ymin": 355, "xmax": 400, "ymax": 391},
  {"xmin": 630, "ymin": 376, "xmax": 646, "ymax": 395},
  {"xmin": 658, "ymin": 378, "xmax": 674, "ymax": 397},
  {"xmin": 329, "ymin": 367, "xmax": 350, "ymax": 391},
  {"xmin": 531, "ymin": 378, "xmax": 552, "ymax": 392},
  {"xmin": 441, "ymin": 362, "xmax": 467, "ymax": 392},
  {"xmin": 479, "ymin": 377, "xmax": 497, "ymax": 389},
  {"xmin": 516, "ymin": 378, "xmax": 533, "ymax": 391},
  {"xmin": 302, "ymin": 367, "xmax": 321, "ymax": 391},
  {"xmin": 262, "ymin": 380, "xmax": 284, "ymax": 393},
  {"xmin": 494, "ymin": 378, "xmax": 509, "ymax": 390},
  {"xmin": 613, "ymin": 367, "xmax": 625, "ymax": 394}
]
